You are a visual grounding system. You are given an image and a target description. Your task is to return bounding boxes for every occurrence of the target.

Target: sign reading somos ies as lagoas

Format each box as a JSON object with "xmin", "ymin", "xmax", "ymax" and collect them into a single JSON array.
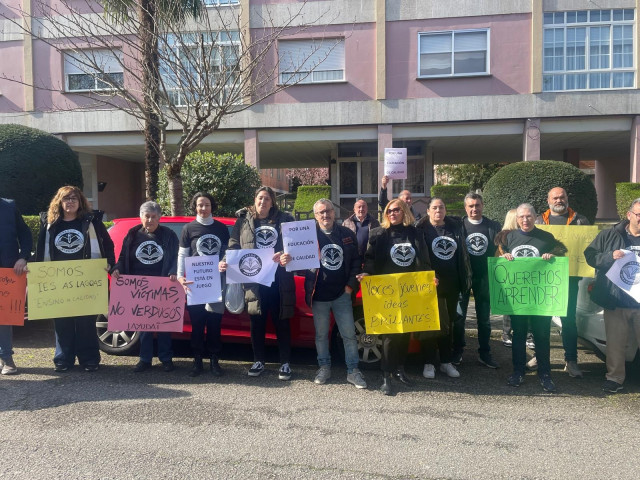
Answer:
[
  {"xmin": 27, "ymin": 259, "xmax": 108, "ymax": 320},
  {"xmin": 488, "ymin": 257, "xmax": 569, "ymax": 317},
  {"xmin": 361, "ymin": 271, "xmax": 439, "ymax": 335}
]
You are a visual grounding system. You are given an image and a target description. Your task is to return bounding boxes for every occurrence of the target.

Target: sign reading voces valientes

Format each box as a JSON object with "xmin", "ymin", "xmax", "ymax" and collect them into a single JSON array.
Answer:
[
  {"xmin": 281, "ymin": 220, "xmax": 320, "ymax": 272},
  {"xmin": 383, "ymin": 148, "xmax": 407, "ymax": 180}
]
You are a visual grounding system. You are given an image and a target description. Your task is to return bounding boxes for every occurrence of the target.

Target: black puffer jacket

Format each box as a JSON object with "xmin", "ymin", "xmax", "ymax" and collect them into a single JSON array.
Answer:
[{"xmin": 228, "ymin": 207, "xmax": 296, "ymax": 319}]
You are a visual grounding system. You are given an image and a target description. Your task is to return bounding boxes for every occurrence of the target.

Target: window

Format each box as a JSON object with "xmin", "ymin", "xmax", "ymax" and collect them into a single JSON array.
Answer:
[
  {"xmin": 418, "ymin": 29, "xmax": 489, "ymax": 78},
  {"xmin": 278, "ymin": 38, "xmax": 345, "ymax": 84},
  {"xmin": 543, "ymin": 9, "xmax": 635, "ymax": 91},
  {"xmin": 64, "ymin": 49, "xmax": 124, "ymax": 92},
  {"xmin": 161, "ymin": 31, "xmax": 240, "ymax": 107}
]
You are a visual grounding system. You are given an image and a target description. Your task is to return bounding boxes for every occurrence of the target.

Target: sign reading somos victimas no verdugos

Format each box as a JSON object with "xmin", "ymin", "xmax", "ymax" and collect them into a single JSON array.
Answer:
[
  {"xmin": 488, "ymin": 257, "xmax": 569, "ymax": 317},
  {"xmin": 361, "ymin": 271, "xmax": 439, "ymax": 335}
]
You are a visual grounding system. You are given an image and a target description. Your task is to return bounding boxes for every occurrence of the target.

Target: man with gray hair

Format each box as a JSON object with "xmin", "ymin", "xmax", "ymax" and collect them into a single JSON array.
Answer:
[
  {"xmin": 585, "ymin": 198, "xmax": 640, "ymax": 393},
  {"xmin": 379, "ymin": 175, "xmax": 422, "ymax": 221},
  {"xmin": 304, "ymin": 199, "xmax": 366, "ymax": 389}
]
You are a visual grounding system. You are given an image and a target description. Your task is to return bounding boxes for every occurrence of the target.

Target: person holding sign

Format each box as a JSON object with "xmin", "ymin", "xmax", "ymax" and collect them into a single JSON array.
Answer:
[
  {"xmin": 584, "ymin": 198, "xmax": 640, "ymax": 394},
  {"xmin": 35, "ymin": 186, "xmax": 115, "ymax": 373},
  {"xmin": 305, "ymin": 199, "xmax": 366, "ymax": 389},
  {"xmin": 220, "ymin": 187, "xmax": 296, "ymax": 381},
  {"xmin": 378, "ymin": 176, "xmax": 422, "ymax": 222},
  {"xmin": 458, "ymin": 193, "xmax": 502, "ymax": 369},
  {"xmin": 0, "ymin": 198, "xmax": 32, "ymax": 375},
  {"xmin": 342, "ymin": 198, "xmax": 380, "ymax": 261},
  {"xmin": 416, "ymin": 198, "xmax": 471, "ymax": 379},
  {"xmin": 498, "ymin": 203, "xmax": 566, "ymax": 393},
  {"xmin": 177, "ymin": 192, "xmax": 229, "ymax": 377},
  {"xmin": 359, "ymin": 199, "xmax": 433, "ymax": 395},
  {"xmin": 534, "ymin": 187, "xmax": 590, "ymax": 379},
  {"xmin": 111, "ymin": 201, "xmax": 179, "ymax": 373}
]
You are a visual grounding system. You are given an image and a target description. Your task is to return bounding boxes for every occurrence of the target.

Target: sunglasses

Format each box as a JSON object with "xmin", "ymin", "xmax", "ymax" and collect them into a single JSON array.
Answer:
[{"xmin": 386, "ymin": 207, "xmax": 402, "ymax": 215}]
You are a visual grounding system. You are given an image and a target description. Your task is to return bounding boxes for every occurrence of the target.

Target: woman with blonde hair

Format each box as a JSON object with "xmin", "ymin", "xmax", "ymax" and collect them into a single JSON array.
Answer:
[{"xmin": 35, "ymin": 185, "xmax": 114, "ymax": 372}]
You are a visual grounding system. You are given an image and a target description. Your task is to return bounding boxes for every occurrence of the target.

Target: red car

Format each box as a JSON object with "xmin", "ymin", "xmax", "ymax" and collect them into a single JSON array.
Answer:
[{"xmin": 96, "ymin": 216, "xmax": 383, "ymax": 365}]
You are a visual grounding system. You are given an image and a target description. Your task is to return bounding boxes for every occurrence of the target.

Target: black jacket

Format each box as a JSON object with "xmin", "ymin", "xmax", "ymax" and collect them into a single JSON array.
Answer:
[
  {"xmin": 304, "ymin": 224, "xmax": 361, "ymax": 307},
  {"xmin": 0, "ymin": 198, "xmax": 32, "ymax": 268},
  {"xmin": 36, "ymin": 210, "xmax": 115, "ymax": 267},
  {"xmin": 113, "ymin": 224, "xmax": 178, "ymax": 277},
  {"xmin": 584, "ymin": 220, "xmax": 639, "ymax": 310}
]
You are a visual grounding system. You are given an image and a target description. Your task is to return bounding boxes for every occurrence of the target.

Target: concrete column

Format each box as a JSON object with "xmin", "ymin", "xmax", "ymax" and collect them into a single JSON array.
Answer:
[
  {"xmin": 244, "ymin": 129, "xmax": 260, "ymax": 169},
  {"xmin": 530, "ymin": 0, "xmax": 543, "ymax": 93},
  {"xmin": 563, "ymin": 148, "xmax": 580, "ymax": 167},
  {"xmin": 595, "ymin": 159, "xmax": 624, "ymax": 219},
  {"xmin": 631, "ymin": 116, "xmax": 640, "ymax": 182},
  {"xmin": 378, "ymin": 124, "xmax": 393, "ymax": 197},
  {"xmin": 23, "ymin": 0, "xmax": 34, "ymax": 111},
  {"xmin": 375, "ymin": 0, "xmax": 386, "ymax": 100},
  {"xmin": 523, "ymin": 118, "xmax": 541, "ymax": 161}
]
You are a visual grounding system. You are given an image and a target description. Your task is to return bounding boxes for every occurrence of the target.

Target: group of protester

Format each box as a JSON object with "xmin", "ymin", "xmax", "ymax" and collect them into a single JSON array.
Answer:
[{"xmin": 1, "ymin": 178, "xmax": 639, "ymax": 396}]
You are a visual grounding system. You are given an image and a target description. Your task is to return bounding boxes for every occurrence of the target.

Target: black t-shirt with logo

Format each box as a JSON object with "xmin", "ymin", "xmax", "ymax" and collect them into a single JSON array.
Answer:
[
  {"xmin": 424, "ymin": 223, "xmax": 460, "ymax": 294},
  {"xmin": 129, "ymin": 229, "xmax": 164, "ymax": 276},
  {"xmin": 180, "ymin": 220, "xmax": 230, "ymax": 258},
  {"xmin": 314, "ymin": 228, "xmax": 347, "ymax": 302},
  {"xmin": 254, "ymin": 218, "xmax": 280, "ymax": 250},
  {"xmin": 381, "ymin": 224, "xmax": 418, "ymax": 274},
  {"xmin": 463, "ymin": 218, "xmax": 495, "ymax": 278},
  {"xmin": 504, "ymin": 228, "xmax": 558, "ymax": 257},
  {"xmin": 49, "ymin": 218, "xmax": 85, "ymax": 261},
  {"xmin": 624, "ymin": 230, "xmax": 640, "ymax": 253}
]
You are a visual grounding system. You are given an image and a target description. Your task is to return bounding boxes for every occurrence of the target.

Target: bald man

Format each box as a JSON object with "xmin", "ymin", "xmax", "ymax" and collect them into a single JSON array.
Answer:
[
  {"xmin": 535, "ymin": 186, "xmax": 589, "ymax": 379},
  {"xmin": 378, "ymin": 175, "xmax": 422, "ymax": 221}
]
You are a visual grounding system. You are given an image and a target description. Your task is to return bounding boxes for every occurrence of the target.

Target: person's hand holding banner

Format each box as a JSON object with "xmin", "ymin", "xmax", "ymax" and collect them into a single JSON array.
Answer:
[
  {"xmin": 184, "ymin": 255, "xmax": 222, "ymax": 306},
  {"xmin": 225, "ymin": 249, "xmax": 278, "ymax": 287},
  {"xmin": 605, "ymin": 250, "xmax": 640, "ymax": 303},
  {"xmin": 281, "ymin": 219, "xmax": 320, "ymax": 272},
  {"xmin": 0, "ymin": 268, "xmax": 26, "ymax": 326}
]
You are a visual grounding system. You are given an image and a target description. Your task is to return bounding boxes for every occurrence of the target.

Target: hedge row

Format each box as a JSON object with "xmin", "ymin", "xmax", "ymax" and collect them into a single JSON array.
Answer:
[
  {"xmin": 616, "ymin": 183, "xmax": 640, "ymax": 220},
  {"xmin": 293, "ymin": 185, "xmax": 332, "ymax": 219},
  {"xmin": 430, "ymin": 183, "xmax": 469, "ymax": 217}
]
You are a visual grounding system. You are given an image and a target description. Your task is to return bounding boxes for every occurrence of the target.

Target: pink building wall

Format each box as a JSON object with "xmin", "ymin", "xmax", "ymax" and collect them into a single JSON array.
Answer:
[
  {"xmin": 0, "ymin": 42, "xmax": 25, "ymax": 113},
  {"xmin": 386, "ymin": 14, "xmax": 531, "ymax": 99}
]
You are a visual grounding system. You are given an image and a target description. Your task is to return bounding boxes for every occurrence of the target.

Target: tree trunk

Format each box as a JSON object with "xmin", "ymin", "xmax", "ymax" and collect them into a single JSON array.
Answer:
[
  {"xmin": 140, "ymin": 0, "xmax": 160, "ymax": 201},
  {"xmin": 167, "ymin": 162, "xmax": 185, "ymax": 216}
]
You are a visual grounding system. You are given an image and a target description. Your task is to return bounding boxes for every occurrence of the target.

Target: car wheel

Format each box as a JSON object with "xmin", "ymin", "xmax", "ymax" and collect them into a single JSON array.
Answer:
[{"xmin": 96, "ymin": 314, "xmax": 141, "ymax": 355}]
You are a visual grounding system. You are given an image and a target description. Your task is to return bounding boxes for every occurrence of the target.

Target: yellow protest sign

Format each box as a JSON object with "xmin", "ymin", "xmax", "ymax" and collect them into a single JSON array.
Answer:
[
  {"xmin": 27, "ymin": 259, "xmax": 109, "ymax": 320},
  {"xmin": 537, "ymin": 225, "xmax": 599, "ymax": 277},
  {"xmin": 361, "ymin": 271, "xmax": 439, "ymax": 335}
]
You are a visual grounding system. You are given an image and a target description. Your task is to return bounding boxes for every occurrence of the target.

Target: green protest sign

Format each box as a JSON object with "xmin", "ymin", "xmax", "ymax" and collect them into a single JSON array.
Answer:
[{"xmin": 488, "ymin": 257, "xmax": 569, "ymax": 316}]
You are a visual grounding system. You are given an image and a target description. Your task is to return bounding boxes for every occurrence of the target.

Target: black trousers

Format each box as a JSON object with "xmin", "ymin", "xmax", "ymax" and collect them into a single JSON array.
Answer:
[
  {"xmin": 250, "ymin": 284, "xmax": 291, "ymax": 364},
  {"xmin": 380, "ymin": 333, "xmax": 411, "ymax": 373},
  {"xmin": 511, "ymin": 315, "xmax": 551, "ymax": 376},
  {"xmin": 421, "ymin": 292, "xmax": 456, "ymax": 365},
  {"xmin": 188, "ymin": 304, "xmax": 222, "ymax": 358},
  {"xmin": 53, "ymin": 315, "xmax": 100, "ymax": 366}
]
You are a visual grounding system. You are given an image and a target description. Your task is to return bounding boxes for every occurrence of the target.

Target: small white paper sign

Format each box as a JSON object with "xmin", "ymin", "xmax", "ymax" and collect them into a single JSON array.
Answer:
[
  {"xmin": 282, "ymin": 219, "xmax": 320, "ymax": 272},
  {"xmin": 226, "ymin": 248, "xmax": 278, "ymax": 287},
  {"xmin": 384, "ymin": 148, "xmax": 407, "ymax": 180},
  {"xmin": 185, "ymin": 255, "xmax": 222, "ymax": 306},
  {"xmin": 605, "ymin": 250, "xmax": 640, "ymax": 303}
]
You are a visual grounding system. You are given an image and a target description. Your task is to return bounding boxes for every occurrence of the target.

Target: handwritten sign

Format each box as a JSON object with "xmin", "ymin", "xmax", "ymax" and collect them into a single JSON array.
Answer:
[
  {"xmin": 282, "ymin": 220, "xmax": 320, "ymax": 272},
  {"xmin": 384, "ymin": 148, "xmax": 407, "ymax": 180},
  {"xmin": 185, "ymin": 255, "xmax": 222, "ymax": 306},
  {"xmin": 605, "ymin": 251, "xmax": 640, "ymax": 303},
  {"xmin": 488, "ymin": 257, "xmax": 569, "ymax": 316},
  {"xmin": 108, "ymin": 275, "xmax": 185, "ymax": 332},
  {"xmin": 361, "ymin": 271, "xmax": 439, "ymax": 334},
  {"xmin": 537, "ymin": 225, "xmax": 599, "ymax": 277},
  {"xmin": 226, "ymin": 249, "xmax": 278, "ymax": 287},
  {"xmin": 0, "ymin": 269, "xmax": 26, "ymax": 326},
  {"xmin": 27, "ymin": 259, "xmax": 108, "ymax": 320}
]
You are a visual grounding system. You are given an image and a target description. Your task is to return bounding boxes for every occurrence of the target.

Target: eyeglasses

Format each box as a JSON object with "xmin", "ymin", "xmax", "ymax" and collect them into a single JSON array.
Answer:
[
  {"xmin": 62, "ymin": 196, "xmax": 79, "ymax": 203},
  {"xmin": 315, "ymin": 209, "xmax": 333, "ymax": 216},
  {"xmin": 629, "ymin": 212, "xmax": 640, "ymax": 219},
  {"xmin": 386, "ymin": 207, "xmax": 402, "ymax": 215},
  {"xmin": 517, "ymin": 215, "xmax": 533, "ymax": 220}
]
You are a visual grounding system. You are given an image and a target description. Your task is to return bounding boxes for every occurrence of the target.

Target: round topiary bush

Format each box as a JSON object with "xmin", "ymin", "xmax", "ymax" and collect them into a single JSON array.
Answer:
[
  {"xmin": 0, "ymin": 124, "xmax": 83, "ymax": 215},
  {"xmin": 482, "ymin": 160, "xmax": 597, "ymax": 224},
  {"xmin": 616, "ymin": 182, "xmax": 640, "ymax": 220}
]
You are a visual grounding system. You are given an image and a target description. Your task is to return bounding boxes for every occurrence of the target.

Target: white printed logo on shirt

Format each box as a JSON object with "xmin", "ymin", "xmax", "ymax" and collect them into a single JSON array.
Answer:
[
  {"xmin": 511, "ymin": 244, "xmax": 540, "ymax": 257},
  {"xmin": 390, "ymin": 243, "xmax": 416, "ymax": 267},
  {"xmin": 196, "ymin": 234, "xmax": 222, "ymax": 256},
  {"xmin": 466, "ymin": 233, "xmax": 489, "ymax": 256},
  {"xmin": 54, "ymin": 229, "xmax": 84, "ymax": 254},
  {"xmin": 135, "ymin": 241, "xmax": 164, "ymax": 264},
  {"xmin": 321, "ymin": 244, "xmax": 343, "ymax": 271},
  {"xmin": 255, "ymin": 226, "xmax": 278, "ymax": 249},
  {"xmin": 432, "ymin": 236, "xmax": 457, "ymax": 260}
]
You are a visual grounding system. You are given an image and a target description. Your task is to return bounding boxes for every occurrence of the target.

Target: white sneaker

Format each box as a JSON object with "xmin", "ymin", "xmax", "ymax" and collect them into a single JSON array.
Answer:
[
  {"xmin": 440, "ymin": 363, "xmax": 460, "ymax": 378},
  {"xmin": 346, "ymin": 369, "xmax": 367, "ymax": 389},
  {"xmin": 422, "ymin": 363, "xmax": 436, "ymax": 379},
  {"xmin": 314, "ymin": 366, "xmax": 331, "ymax": 384}
]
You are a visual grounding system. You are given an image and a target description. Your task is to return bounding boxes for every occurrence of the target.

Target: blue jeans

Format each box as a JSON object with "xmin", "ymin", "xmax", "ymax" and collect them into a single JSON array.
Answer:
[
  {"xmin": 139, "ymin": 332, "xmax": 173, "ymax": 363},
  {"xmin": 0, "ymin": 325, "xmax": 13, "ymax": 359},
  {"xmin": 312, "ymin": 292, "xmax": 359, "ymax": 373}
]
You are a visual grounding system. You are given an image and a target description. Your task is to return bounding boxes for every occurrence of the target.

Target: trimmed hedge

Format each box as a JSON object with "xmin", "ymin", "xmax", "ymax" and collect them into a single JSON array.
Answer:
[
  {"xmin": 482, "ymin": 161, "xmax": 597, "ymax": 224},
  {"xmin": 0, "ymin": 124, "xmax": 83, "ymax": 215},
  {"xmin": 431, "ymin": 183, "xmax": 469, "ymax": 217},
  {"xmin": 293, "ymin": 185, "xmax": 331, "ymax": 218},
  {"xmin": 616, "ymin": 183, "xmax": 640, "ymax": 220}
]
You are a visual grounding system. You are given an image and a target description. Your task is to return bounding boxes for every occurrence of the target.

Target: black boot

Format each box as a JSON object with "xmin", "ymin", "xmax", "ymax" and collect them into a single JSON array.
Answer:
[
  {"xmin": 210, "ymin": 356, "xmax": 223, "ymax": 377},
  {"xmin": 189, "ymin": 356, "xmax": 203, "ymax": 377},
  {"xmin": 393, "ymin": 366, "xmax": 412, "ymax": 385},
  {"xmin": 380, "ymin": 373, "xmax": 393, "ymax": 396}
]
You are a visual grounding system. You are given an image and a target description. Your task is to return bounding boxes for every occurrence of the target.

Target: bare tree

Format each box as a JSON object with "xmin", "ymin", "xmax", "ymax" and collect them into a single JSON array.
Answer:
[{"xmin": 1, "ymin": 0, "xmax": 340, "ymax": 214}]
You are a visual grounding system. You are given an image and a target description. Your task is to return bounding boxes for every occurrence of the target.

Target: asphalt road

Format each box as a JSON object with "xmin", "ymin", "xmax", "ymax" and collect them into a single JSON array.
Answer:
[{"xmin": 1, "ymin": 320, "xmax": 640, "ymax": 480}]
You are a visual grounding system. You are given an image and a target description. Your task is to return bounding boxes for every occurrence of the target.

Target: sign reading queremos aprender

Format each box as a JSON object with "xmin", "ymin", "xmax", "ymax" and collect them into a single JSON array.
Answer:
[
  {"xmin": 606, "ymin": 250, "xmax": 640, "ymax": 303},
  {"xmin": 225, "ymin": 248, "xmax": 278, "ymax": 287}
]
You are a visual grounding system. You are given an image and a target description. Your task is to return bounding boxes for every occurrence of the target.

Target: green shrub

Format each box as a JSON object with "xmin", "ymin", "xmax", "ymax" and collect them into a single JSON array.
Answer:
[
  {"xmin": 482, "ymin": 160, "xmax": 597, "ymax": 223},
  {"xmin": 157, "ymin": 151, "xmax": 261, "ymax": 217},
  {"xmin": 430, "ymin": 184, "xmax": 469, "ymax": 217},
  {"xmin": 0, "ymin": 124, "xmax": 83, "ymax": 215},
  {"xmin": 616, "ymin": 183, "xmax": 640, "ymax": 220},
  {"xmin": 293, "ymin": 186, "xmax": 332, "ymax": 219}
]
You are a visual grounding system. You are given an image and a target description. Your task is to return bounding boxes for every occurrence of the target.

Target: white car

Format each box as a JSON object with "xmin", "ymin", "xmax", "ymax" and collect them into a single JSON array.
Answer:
[{"xmin": 574, "ymin": 277, "xmax": 639, "ymax": 362}]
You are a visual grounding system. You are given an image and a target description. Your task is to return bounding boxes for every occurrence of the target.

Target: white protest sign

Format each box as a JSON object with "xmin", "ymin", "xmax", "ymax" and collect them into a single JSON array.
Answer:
[
  {"xmin": 185, "ymin": 255, "xmax": 222, "ymax": 306},
  {"xmin": 226, "ymin": 248, "xmax": 278, "ymax": 287},
  {"xmin": 606, "ymin": 250, "xmax": 640, "ymax": 303},
  {"xmin": 384, "ymin": 148, "xmax": 407, "ymax": 180},
  {"xmin": 281, "ymin": 219, "xmax": 320, "ymax": 272}
]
